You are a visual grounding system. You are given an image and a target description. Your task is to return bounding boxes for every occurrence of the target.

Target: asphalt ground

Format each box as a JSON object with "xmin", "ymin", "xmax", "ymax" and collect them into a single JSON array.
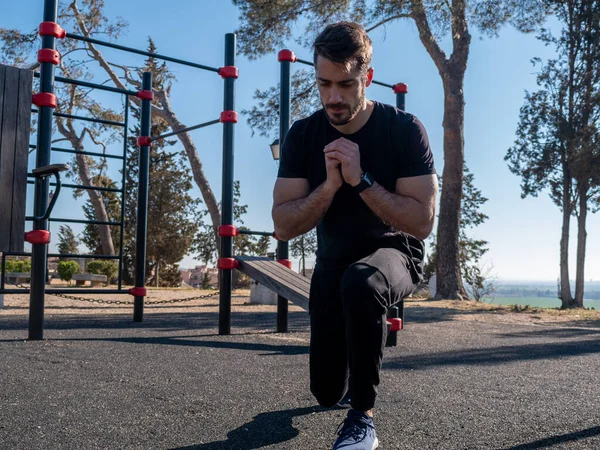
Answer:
[{"xmin": 1, "ymin": 303, "xmax": 599, "ymax": 449}]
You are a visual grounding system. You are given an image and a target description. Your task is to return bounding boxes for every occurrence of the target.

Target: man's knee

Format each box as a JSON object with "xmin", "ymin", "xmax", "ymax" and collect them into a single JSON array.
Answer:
[{"xmin": 340, "ymin": 263, "xmax": 385, "ymax": 314}]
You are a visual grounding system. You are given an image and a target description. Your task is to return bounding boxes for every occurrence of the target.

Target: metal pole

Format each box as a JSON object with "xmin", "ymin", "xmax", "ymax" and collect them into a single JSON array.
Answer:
[
  {"xmin": 28, "ymin": 0, "xmax": 58, "ymax": 340},
  {"xmin": 394, "ymin": 83, "xmax": 407, "ymax": 111},
  {"xmin": 218, "ymin": 33, "xmax": 236, "ymax": 335},
  {"xmin": 133, "ymin": 72, "xmax": 152, "ymax": 322},
  {"xmin": 277, "ymin": 52, "xmax": 292, "ymax": 333},
  {"xmin": 118, "ymin": 98, "xmax": 129, "ymax": 290}
]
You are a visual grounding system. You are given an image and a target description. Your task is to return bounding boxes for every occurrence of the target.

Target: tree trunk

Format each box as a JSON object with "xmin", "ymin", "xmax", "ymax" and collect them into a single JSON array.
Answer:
[
  {"xmin": 574, "ymin": 182, "xmax": 588, "ymax": 308},
  {"xmin": 74, "ymin": 154, "xmax": 116, "ymax": 256},
  {"xmin": 559, "ymin": 160, "xmax": 574, "ymax": 308},
  {"xmin": 435, "ymin": 75, "xmax": 468, "ymax": 300}
]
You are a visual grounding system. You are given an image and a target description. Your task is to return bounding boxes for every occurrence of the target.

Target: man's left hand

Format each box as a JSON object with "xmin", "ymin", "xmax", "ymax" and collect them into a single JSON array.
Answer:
[{"xmin": 323, "ymin": 137, "xmax": 363, "ymax": 187}]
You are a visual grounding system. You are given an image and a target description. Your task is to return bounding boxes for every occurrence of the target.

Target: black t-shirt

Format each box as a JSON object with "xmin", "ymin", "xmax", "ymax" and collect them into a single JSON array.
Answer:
[{"xmin": 277, "ymin": 101, "xmax": 436, "ymax": 281}]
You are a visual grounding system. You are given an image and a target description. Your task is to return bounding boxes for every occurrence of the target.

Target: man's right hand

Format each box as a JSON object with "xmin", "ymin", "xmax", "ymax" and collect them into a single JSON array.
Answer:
[{"xmin": 325, "ymin": 154, "xmax": 344, "ymax": 193}]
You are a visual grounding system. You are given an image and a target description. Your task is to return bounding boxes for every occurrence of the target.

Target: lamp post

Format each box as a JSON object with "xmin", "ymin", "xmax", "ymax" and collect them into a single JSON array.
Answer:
[{"xmin": 270, "ymin": 139, "xmax": 280, "ymax": 161}]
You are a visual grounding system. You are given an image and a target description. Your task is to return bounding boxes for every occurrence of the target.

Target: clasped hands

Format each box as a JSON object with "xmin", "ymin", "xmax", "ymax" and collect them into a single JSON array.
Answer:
[{"xmin": 323, "ymin": 137, "xmax": 363, "ymax": 192}]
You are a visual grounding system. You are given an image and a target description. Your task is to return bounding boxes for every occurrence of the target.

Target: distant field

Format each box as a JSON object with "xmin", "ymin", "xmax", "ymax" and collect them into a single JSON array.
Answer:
[{"xmin": 484, "ymin": 296, "xmax": 600, "ymax": 309}]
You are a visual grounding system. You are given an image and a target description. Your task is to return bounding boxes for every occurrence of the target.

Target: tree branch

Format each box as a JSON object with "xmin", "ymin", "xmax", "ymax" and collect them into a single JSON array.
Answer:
[
  {"xmin": 366, "ymin": 14, "xmax": 411, "ymax": 32},
  {"xmin": 410, "ymin": 0, "xmax": 448, "ymax": 73}
]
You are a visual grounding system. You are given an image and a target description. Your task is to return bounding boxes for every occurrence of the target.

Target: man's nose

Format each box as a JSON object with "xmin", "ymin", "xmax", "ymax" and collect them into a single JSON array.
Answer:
[{"xmin": 328, "ymin": 88, "xmax": 342, "ymax": 104}]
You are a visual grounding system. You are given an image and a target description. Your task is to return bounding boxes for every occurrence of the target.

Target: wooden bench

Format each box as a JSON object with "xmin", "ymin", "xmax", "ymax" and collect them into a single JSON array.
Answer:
[
  {"xmin": 72, "ymin": 273, "xmax": 107, "ymax": 287},
  {"xmin": 0, "ymin": 64, "xmax": 33, "ymax": 253},
  {"xmin": 234, "ymin": 256, "xmax": 403, "ymax": 346}
]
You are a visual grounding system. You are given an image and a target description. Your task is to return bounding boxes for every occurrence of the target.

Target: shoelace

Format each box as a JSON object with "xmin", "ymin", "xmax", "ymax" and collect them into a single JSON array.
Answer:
[{"xmin": 336, "ymin": 415, "xmax": 374, "ymax": 442}]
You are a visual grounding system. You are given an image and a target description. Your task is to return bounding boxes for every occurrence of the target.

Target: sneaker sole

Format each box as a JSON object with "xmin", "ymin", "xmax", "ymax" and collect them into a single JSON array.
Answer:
[{"xmin": 372, "ymin": 437, "xmax": 379, "ymax": 449}]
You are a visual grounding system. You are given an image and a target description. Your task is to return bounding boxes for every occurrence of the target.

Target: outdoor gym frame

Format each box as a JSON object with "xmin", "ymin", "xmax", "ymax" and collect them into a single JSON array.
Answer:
[
  {"xmin": 5, "ymin": 0, "xmax": 408, "ymax": 340},
  {"xmin": 2, "ymin": 0, "xmax": 239, "ymax": 340}
]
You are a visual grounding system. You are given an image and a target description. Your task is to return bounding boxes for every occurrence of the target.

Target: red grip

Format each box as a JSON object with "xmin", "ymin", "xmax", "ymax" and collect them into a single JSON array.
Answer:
[
  {"xmin": 220, "ymin": 111, "xmax": 238, "ymax": 123},
  {"xmin": 137, "ymin": 136, "xmax": 152, "ymax": 147},
  {"xmin": 218, "ymin": 225, "xmax": 239, "ymax": 237},
  {"xmin": 387, "ymin": 318, "xmax": 403, "ymax": 331},
  {"xmin": 277, "ymin": 259, "xmax": 293, "ymax": 270},
  {"xmin": 278, "ymin": 50, "xmax": 297, "ymax": 63},
  {"xmin": 129, "ymin": 287, "xmax": 147, "ymax": 297},
  {"xmin": 218, "ymin": 66, "xmax": 239, "ymax": 79},
  {"xmin": 24, "ymin": 230, "xmax": 51, "ymax": 245},
  {"xmin": 393, "ymin": 83, "xmax": 408, "ymax": 94},
  {"xmin": 39, "ymin": 22, "xmax": 66, "ymax": 39},
  {"xmin": 137, "ymin": 90, "xmax": 154, "ymax": 100},
  {"xmin": 218, "ymin": 258, "xmax": 239, "ymax": 270},
  {"xmin": 38, "ymin": 49, "xmax": 60, "ymax": 65},
  {"xmin": 32, "ymin": 93, "xmax": 57, "ymax": 108}
]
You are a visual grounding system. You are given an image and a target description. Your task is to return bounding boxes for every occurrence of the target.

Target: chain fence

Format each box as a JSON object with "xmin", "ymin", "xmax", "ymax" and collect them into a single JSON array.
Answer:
[{"xmin": 2, "ymin": 279, "xmax": 220, "ymax": 306}]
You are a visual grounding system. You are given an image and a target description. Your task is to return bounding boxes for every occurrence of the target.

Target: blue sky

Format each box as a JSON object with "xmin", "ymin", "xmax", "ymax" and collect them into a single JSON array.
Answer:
[{"xmin": 3, "ymin": 0, "xmax": 599, "ymax": 283}]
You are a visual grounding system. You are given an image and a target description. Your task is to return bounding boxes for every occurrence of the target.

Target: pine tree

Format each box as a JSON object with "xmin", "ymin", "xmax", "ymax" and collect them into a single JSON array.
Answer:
[
  {"xmin": 122, "ymin": 40, "xmax": 202, "ymax": 287},
  {"xmin": 57, "ymin": 225, "xmax": 79, "ymax": 259}
]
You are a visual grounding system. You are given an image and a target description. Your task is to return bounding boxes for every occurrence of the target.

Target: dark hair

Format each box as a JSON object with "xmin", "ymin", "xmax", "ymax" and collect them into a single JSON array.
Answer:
[{"xmin": 313, "ymin": 22, "xmax": 372, "ymax": 73}]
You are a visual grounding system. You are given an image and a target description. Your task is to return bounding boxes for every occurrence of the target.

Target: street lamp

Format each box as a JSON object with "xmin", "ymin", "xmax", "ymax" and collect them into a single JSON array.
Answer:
[{"xmin": 270, "ymin": 139, "xmax": 280, "ymax": 161}]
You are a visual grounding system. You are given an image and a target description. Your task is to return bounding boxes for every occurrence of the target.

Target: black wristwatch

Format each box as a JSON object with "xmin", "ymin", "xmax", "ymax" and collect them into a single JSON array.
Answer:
[{"xmin": 353, "ymin": 172, "xmax": 374, "ymax": 194}]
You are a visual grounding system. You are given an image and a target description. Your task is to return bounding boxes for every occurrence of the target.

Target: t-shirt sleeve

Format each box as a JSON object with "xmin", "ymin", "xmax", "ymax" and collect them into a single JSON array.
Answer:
[
  {"xmin": 396, "ymin": 115, "xmax": 436, "ymax": 179},
  {"xmin": 277, "ymin": 122, "xmax": 308, "ymax": 179}
]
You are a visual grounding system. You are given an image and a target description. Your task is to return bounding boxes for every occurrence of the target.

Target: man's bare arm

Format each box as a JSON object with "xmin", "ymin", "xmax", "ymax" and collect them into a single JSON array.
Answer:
[
  {"xmin": 272, "ymin": 178, "xmax": 338, "ymax": 241},
  {"xmin": 359, "ymin": 174, "xmax": 438, "ymax": 240}
]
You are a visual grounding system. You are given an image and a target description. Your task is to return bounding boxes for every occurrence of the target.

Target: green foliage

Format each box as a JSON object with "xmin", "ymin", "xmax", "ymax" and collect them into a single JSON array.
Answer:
[
  {"xmin": 57, "ymin": 260, "xmax": 81, "ymax": 283},
  {"xmin": 87, "ymin": 260, "xmax": 118, "ymax": 283},
  {"xmin": 122, "ymin": 42, "xmax": 202, "ymax": 286},
  {"xmin": 80, "ymin": 176, "xmax": 121, "ymax": 254},
  {"xmin": 57, "ymin": 225, "xmax": 79, "ymax": 257},
  {"xmin": 5, "ymin": 259, "xmax": 31, "ymax": 273},
  {"xmin": 290, "ymin": 229, "xmax": 317, "ymax": 275},
  {"xmin": 201, "ymin": 271, "xmax": 212, "ymax": 289},
  {"xmin": 425, "ymin": 165, "xmax": 491, "ymax": 297}
]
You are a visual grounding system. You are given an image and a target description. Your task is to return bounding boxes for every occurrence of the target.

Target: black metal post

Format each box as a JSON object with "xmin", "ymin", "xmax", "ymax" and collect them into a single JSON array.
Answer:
[
  {"xmin": 276, "ymin": 51, "xmax": 293, "ymax": 333},
  {"xmin": 394, "ymin": 83, "xmax": 407, "ymax": 111},
  {"xmin": 28, "ymin": 0, "xmax": 58, "ymax": 340},
  {"xmin": 218, "ymin": 33, "xmax": 236, "ymax": 335},
  {"xmin": 118, "ymin": 98, "xmax": 129, "ymax": 290},
  {"xmin": 133, "ymin": 72, "xmax": 152, "ymax": 322}
]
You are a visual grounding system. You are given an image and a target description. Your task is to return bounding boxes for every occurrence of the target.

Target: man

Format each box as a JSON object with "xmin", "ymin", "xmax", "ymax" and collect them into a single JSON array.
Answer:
[{"xmin": 272, "ymin": 22, "xmax": 438, "ymax": 450}]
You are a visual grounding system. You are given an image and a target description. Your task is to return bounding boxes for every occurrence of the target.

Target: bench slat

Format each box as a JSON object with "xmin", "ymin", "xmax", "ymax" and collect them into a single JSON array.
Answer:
[{"xmin": 235, "ymin": 256, "xmax": 309, "ymax": 311}]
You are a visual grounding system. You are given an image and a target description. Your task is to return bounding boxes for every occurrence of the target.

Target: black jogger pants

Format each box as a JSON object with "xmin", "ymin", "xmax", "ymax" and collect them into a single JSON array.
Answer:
[{"xmin": 309, "ymin": 247, "xmax": 418, "ymax": 412}]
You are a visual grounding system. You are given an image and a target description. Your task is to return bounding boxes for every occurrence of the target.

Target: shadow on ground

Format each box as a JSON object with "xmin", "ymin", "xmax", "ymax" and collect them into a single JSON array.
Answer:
[{"xmin": 171, "ymin": 405, "xmax": 332, "ymax": 450}]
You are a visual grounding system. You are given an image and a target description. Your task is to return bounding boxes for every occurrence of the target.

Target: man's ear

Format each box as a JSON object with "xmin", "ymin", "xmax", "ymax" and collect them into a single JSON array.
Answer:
[{"xmin": 366, "ymin": 68, "xmax": 374, "ymax": 87}]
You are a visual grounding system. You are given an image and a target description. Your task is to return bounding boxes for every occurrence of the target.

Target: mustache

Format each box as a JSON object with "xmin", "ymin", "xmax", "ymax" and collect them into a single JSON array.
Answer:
[{"xmin": 325, "ymin": 103, "xmax": 350, "ymax": 110}]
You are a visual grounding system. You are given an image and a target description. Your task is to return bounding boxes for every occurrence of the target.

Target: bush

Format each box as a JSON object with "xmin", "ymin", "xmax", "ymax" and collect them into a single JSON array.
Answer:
[
  {"xmin": 87, "ymin": 260, "xmax": 118, "ymax": 284},
  {"xmin": 57, "ymin": 260, "xmax": 81, "ymax": 283},
  {"xmin": 5, "ymin": 259, "xmax": 32, "ymax": 273}
]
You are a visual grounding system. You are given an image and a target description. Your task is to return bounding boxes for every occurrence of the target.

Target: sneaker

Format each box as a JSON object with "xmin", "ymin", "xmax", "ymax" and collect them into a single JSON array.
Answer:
[{"xmin": 332, "ymin": 409, "xmax": 379, "ymax": 449}]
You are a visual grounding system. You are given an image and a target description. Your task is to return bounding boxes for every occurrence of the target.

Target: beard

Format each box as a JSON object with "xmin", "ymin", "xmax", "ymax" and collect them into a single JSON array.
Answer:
[{"xmin": 323, "ymin": 91, "xmax": 365, "ymax": 126}]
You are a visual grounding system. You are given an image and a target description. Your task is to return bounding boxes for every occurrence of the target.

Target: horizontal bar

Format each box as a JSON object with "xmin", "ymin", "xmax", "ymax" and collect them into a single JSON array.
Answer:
[
  {"xmin": 152, "ymin": 119, "xmax": 221, "ymax": 141},
  {"xmin": 26, "ymin": 179, "xmax": 122, "ymax": 193},
  {"xmin": 29, "ymin": 145, "xmax": 125, "ymax": 160},
  {"xmin": 0, "ymin": 253, "xmax": 119, "ymax": 260},
  {"xmin": 48, "ymin": 253, "xmax": 121, "ymax": 260},
  {"xmin": 237, "ymin": 230, "xmax": 276, "ymax": 237},
  {"xmin": 294, "ymin": 58, "xmax": 393, "ymax": 88},
  {"xmin": 34, "ymin": 71, "xmax": 137, "ymax": 96},
  {"xmin": 32, "ymin": 109, "xmax": 125, "ymax": 127},
  {"xmin": 67, "ymin": 33, "xmax": 220, "ymax": 73},
  {"xmin": 371, "ymin": 79, "xmax": 395, "ymax": 89},
  {"xmin": 296, "ymin": 57, "xmax": 314, "ymax": 67},
  {"xmin": 24, "ymin": 217, "xmax": 122, "ymax": 226},
  {"xmin": 0, "ymin": 288, "xmax": 129, "ymax": 295}
]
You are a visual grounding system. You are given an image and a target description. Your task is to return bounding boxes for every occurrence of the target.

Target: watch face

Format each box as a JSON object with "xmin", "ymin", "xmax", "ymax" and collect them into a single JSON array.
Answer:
[{"xmin": 364, "ymin": 172, "xmax": 374, "ymax": 186}]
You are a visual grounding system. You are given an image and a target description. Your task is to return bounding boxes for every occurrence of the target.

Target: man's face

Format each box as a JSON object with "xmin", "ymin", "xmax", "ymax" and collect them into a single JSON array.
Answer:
[{"xmin": 315, "ymin": 55, "xmax": 371, "ymax": 126}]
